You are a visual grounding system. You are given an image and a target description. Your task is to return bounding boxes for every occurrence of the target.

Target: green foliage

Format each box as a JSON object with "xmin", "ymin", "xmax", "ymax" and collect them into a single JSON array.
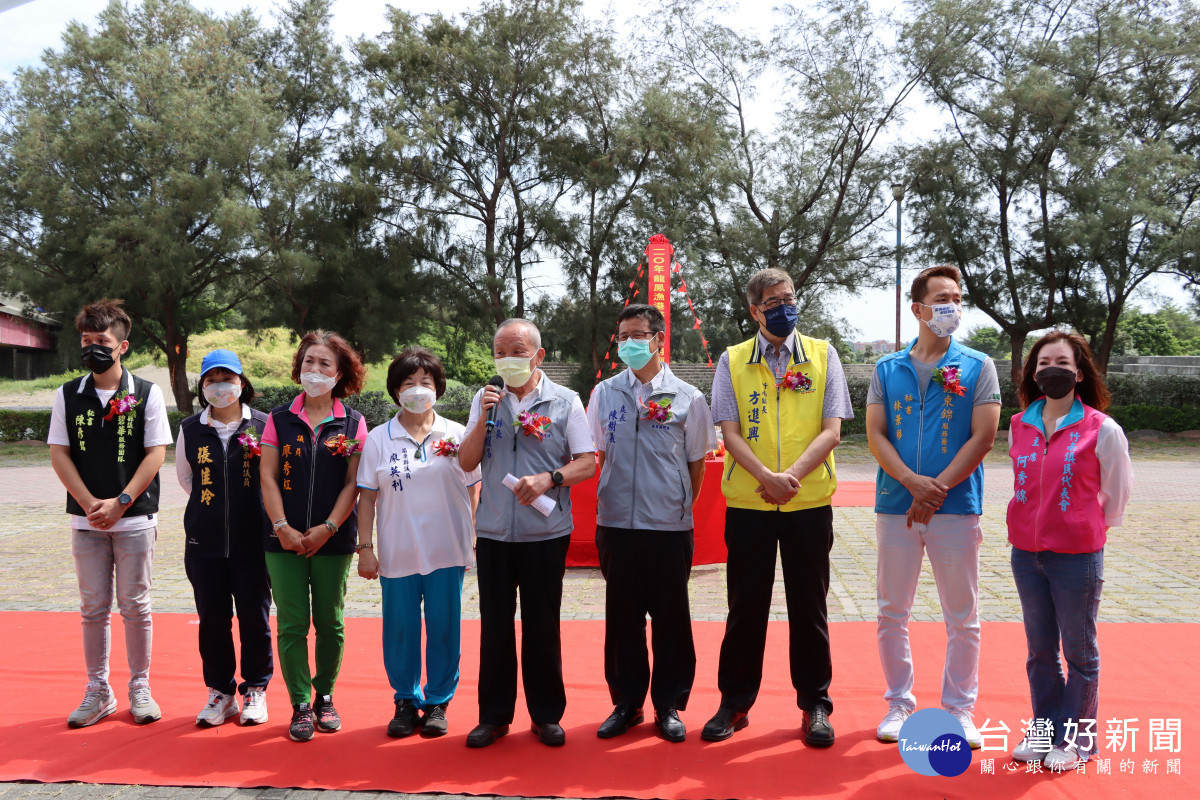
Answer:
[
  {"xmin": 0, "ymin": 0, "xmax": 288, "ymax": 412},
  {"xmin": 1107, "ymin": 405, "xmax": 1200, "ymax": 433},
  {"xmin": 249, "ymin": 385, "xmax": 476, "ymax": 430},
  {"xmin": 1114, "ymin": 305, "xmax": 1200, "ymax": 356},
  {"xmin": 0, "ymin": 409, "xmax": 187, "ymax": 441},
  {"xmin": 903, "ymin": 0, "xmax": 1200, "ymax": 372},
  {"xmin": 0, "ymin": 410, "xmax": 51, "ymax": 442}
]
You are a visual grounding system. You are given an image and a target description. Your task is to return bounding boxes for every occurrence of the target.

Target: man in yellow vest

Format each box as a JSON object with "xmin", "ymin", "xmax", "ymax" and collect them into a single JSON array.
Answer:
[{"xmin": 701, "ymin": 268, "xmax": 854, "ymax": 747}]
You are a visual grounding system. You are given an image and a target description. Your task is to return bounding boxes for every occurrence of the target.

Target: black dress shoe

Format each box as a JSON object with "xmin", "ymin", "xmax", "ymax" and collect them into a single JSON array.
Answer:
[
  {"xmin": 654, "ymin": 708, "xmax": 686, "ymax": 743},
  {"xmin": 597, "ymin": 706, "xmax": 644, "ymax": 739},
  {"xmin": 701, "ymin": 707, "xmax": 749, "ymax": 742},
  {"xmin": 531, "ymin": 721, "xmax": 566, "ymax": 746},
  {"xmin": 466, "ymin": 722, "xmax": 509, "ymax": 748},
  {"xmin": 802, "ymin": 707, "xmax": 835, "ymax": 747}
]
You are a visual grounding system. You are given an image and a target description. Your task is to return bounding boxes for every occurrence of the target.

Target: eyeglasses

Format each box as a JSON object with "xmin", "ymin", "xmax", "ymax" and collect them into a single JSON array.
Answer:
[
  {"xmin": 757, "ymin": 295, "xmax": 797, "ymax": 311},
  {"xmin": 616, "ymin": 330, "xmax": 657, "ymax": 343}
]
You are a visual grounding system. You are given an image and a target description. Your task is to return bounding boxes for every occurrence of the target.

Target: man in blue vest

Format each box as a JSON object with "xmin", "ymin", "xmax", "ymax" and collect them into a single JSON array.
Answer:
[
  {"xmin": 866, "ymin": 264, "xmax": 1001, "ymax": 748},
  {"xmin": 585, "ymin": 304, "xmax": 716, "ymax": 743},
  {"xmin": 459, "ymin": 318, "xmax": 596, "ymax": 748},
  {"xmin": 48, "ymin": 299, "xmax": 173, "ymax": 728}
]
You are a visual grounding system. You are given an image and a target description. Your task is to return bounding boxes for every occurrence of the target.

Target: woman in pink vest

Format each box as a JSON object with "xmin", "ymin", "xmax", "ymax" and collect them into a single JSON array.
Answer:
[{"xmin": 1006, "ymin": 331, "xmax": 1132, "ymax": 771}]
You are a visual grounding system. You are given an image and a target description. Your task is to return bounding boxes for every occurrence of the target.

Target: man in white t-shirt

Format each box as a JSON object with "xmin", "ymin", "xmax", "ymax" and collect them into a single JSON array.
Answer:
[{"xmin": 47, "ymin": 299, "xmax": 173, "ymax": 728}]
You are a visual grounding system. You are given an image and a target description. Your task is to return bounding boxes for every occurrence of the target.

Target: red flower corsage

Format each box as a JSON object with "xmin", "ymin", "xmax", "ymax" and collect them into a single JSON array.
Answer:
[
  {"xmin": 933, "ymin": 366, "xmax": 967, "ymax": 397},
  {"xmin": 103, "ymin": 392, "xmax": 140, "ymax": 421},
  {"xmin": 325, "ymin": 434, "xmax": 362, "ymax": 457},
  {"xmin": 777, "ymin": 369, "xmax": 813, "ymax": 392},
  {"xmin": 513, "ymin": 410, "xmax": 551, "ymax": 439},
  {"xmin": 432, "ymin": 437, "xmax": 460, "ymax": 457},
  {"xmin": 238, "ymin": 429, "xmax": 261, "ymax": 458},
  {"xmin": 641, "ymin": 398, "xmax": 674, "ymax": 423}
]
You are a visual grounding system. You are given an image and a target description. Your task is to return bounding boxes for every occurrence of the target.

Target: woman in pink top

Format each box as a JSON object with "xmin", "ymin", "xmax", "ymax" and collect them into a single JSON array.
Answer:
[
  {"xmin": 1006, "ymin": 332, "xmax": 1132, "ymax": 771},
  {"xmin": 259, "ymin": 330, "xmax": 369, "ymax": 743}
]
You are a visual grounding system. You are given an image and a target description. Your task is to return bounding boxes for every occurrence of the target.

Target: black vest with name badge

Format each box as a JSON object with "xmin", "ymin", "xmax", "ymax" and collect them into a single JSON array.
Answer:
[
  {"xmin": 180, "ymin": 408, "xmax": 270, "ymax": 558},
  {"xmin": 265, "ymin": 402, "xmax": 362, "ymax": 556},
  {"xmin": 61, "ymin": 370, "xmax": 160, "ymax": 520}
]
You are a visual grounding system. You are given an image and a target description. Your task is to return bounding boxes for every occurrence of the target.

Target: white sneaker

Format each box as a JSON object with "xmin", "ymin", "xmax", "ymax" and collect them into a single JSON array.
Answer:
[
  {"xmin": 1044, "ymin": 743, "xmax": 1082, "ymax": 771},
  {"xmin": 876, "ymin": 703, "xmax": 911, "ymax": 743},
  {"xmin": 196, "ymin": 688, "xmax": 239, "ymax": 727},
  {"xmin": 129, "ymin": 686, "xmax": 162, "ymax": 724},
  {"xmin": 67, "ymin": 685, "xmax": 117, "ymax": 728},
  {"xmin": 946, "ymin": 707, "xmax": 981, "ymax": 749},
  {"xmin": 1012, "ymin": 736, "xmax": 1050, "ymax": 762},
  {"xmin": 240, "ymin": 686, "xmax": 268, "ymax": 726}
]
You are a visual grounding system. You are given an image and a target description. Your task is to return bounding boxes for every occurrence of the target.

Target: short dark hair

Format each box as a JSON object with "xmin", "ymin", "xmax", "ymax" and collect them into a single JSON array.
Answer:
[
  {"xmin": 197, "ymin": 370, "xmax": 257, "ymax": 410},
  {"xmin": 909, "ymin": 264, "xmax": 962, "ymax": 304},
  {"xmin": 617, "ymin": 304, "xmax": 665, "ymax": 335},
  {"xmin": 745, "ymin": 269, "xmax": 793, "ymax": 306},
  {"xmin": 291, "ymin": 329, "xmax": 366, "ymax": 399},
  {"xmin": 1018, "ymin": 330, "xmax": 1111, "ymax": 411},
  {"xmin": 386, "ymin": 346, "xmax": 447, "ymax": 403},
  {"xmin": 75, "ymin": 299, "xmax": 131, "ymax": 340}
]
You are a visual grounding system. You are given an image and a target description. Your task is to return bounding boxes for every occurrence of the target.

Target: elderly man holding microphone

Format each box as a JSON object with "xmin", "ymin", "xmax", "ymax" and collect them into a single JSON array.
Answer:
[{"xmin": 459, "ymin": 318, "xmax": 596, "ymax": 749}]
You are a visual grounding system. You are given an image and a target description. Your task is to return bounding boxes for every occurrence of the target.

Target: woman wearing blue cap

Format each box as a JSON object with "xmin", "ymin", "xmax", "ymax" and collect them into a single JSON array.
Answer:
[{"xmin": 175, "ymin": 349, "xmax": 274, "ymax": 727}]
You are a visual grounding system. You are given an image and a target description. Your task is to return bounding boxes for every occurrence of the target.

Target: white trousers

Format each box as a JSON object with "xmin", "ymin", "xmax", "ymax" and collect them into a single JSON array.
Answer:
[{"xmin": 876, "ymin": 513, "xmax": 981, "ymax": 711}]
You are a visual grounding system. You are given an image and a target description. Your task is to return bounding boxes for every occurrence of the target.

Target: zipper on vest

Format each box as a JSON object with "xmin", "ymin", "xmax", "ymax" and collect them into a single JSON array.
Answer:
[
  {"xmin": 774, "ymin": 381, "xmax": 783, "ymax": 509},
  {"xmin": 631, "ymin": 414, "xmax": 640, "ymax": 527},
  {"xmin": 223, "ymin": 429, "xmax": 232, "ymax": 559},
  {"xmin": 306, "ymin": 427, "xmax": 317, "ymax": 531}
]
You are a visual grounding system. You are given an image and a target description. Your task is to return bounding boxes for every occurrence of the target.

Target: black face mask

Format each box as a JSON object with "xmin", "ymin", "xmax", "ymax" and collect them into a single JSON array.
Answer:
[
  {"xmin": 1035, "ymin": 366, "xmax": 1078, "ymax": 400},
  {"xmin": 80, "ymin": 344, "xmax": 116, "ymax": 375}
]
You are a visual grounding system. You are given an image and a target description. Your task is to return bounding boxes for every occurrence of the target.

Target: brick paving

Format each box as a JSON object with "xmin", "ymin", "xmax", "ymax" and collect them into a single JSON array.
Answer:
[{"xmin": 1, "ymin": 455, "xmax": 1196, "ymax": 800}]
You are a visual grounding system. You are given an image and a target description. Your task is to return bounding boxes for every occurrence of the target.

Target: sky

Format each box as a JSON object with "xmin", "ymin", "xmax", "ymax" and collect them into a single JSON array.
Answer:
[{"xmin": 1, "ymin": 0, "xmax": 1192, "ymax": 344}]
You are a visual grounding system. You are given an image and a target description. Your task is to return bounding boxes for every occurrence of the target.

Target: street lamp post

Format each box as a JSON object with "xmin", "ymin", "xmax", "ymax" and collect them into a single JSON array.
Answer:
[{"xmin": 891, "ymin": 182, "xmax": 905, "ymax": 354}]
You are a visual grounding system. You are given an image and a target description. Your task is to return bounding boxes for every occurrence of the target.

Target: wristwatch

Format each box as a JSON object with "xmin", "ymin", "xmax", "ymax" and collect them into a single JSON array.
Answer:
[
  {"xmin": 117, "ymin": 493, "xmax": 132, "ymax": 506},
  {"xmin": 550, "ymin": 470, "xmax": 564, "ymax": 487}
]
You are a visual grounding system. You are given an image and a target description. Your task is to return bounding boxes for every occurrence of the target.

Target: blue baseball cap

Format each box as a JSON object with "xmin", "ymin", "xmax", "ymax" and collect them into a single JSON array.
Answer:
[{"xmin": 200, "ymin": 349, "xmax": 244, "ymax": 377}]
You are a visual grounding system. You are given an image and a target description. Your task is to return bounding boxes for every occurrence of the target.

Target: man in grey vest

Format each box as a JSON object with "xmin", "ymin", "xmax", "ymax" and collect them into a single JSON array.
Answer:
[
  {"xmin": 459, "ymin": 318, "xmax": 596, "ymax": 748},
  {"xmin": 585, "ymin": 304, "xmax": 716, "ymax": 742}
]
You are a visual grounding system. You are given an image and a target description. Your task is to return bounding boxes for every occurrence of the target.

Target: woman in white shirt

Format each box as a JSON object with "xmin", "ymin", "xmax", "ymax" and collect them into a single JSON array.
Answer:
[{"xmin": 356, "ymin": 347, "xmax": 480, "ymax": 739}]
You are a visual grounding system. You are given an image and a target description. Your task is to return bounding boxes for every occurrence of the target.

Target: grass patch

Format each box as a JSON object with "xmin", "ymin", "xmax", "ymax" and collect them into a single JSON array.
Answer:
[{"xmin": 0, "ymin": 350, "xmax": 158, "ymax": 394}]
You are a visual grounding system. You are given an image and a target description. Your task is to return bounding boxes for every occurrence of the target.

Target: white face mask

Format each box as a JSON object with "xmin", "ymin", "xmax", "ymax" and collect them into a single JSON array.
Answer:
[
  {"xmin": 202, "ymin": 381, "xmax": 241, "ymax": 409},
  {"xmin": 918, "ymin": 302, "xmax": 963, "ymax": 338},
  {"xmin": 397, "ymin": 385, "xmax": 437, "ymax": 414},
  {"xmin": 495, "ymin": 356, "xmax": 534, "ymax": 388},
  {"xmin": 300, "ymin": 371, "xmax": 339, "ymax": 398}
]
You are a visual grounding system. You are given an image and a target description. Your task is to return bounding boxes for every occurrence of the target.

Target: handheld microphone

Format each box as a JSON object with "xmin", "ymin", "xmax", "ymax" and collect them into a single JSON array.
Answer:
[{"xmin": 484, "ymin": 375, "xmax": 505, "ymax": 431}]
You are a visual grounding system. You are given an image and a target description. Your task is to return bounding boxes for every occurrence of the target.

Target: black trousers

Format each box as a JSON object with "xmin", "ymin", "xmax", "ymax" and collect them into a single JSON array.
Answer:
[
  {"xmin": 184, "ymin": 551, "xmax": 274, "ymax": 696},
  {"xmin": 596, "ymin": 526, "xmax": 696, "ymax": 713},
  {"xmin": 716, "ymin": 505, "xmax": 835, "ymax": 715},
  {"xmin": 475, "ymin": 535, "xmax": 570, "ymax": 726}
]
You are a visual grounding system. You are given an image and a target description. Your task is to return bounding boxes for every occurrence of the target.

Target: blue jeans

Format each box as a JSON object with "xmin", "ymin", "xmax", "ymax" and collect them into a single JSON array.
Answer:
[
  {"xmin": 381, "ymin": 567, "xmax": 464, "ymax": 706},
  {"xmin": 1010, "ymin": 546, "xmax": 1104, "ymax": 757}
]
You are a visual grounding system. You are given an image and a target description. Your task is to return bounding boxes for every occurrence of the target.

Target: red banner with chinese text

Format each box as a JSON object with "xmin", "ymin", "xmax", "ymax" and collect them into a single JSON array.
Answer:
[{"xmin": 645, "ymin": 234, "xmax": 673, "ymax": 363}]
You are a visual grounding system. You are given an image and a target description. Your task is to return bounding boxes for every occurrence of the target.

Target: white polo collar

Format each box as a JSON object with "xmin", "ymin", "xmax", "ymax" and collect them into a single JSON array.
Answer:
[{"xmin": 388, "ymin": 413, "xmax": 446, "ymax": 445}]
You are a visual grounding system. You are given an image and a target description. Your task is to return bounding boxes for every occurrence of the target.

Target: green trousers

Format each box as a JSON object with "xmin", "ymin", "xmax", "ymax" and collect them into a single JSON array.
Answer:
[{"xmin": 264, "ymin": 551, "xmax": 353, "ymax": 706}]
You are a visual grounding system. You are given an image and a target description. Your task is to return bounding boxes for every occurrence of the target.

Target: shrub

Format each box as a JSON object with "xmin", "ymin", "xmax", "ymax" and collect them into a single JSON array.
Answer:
[
  {"xmin": 0, "ymin": 410, "xmax": 50, "ymax": 442},
  {"xmin": 1107, "ymin": 404, "xmax": 1200, "ymax": 433}
]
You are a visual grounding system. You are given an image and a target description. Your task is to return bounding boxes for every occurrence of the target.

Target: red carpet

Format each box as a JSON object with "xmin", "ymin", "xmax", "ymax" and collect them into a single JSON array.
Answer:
[
  {"xmin": 567, "ymin": 462, "xmax": 877, "ymax": 566},
  {"xmin": 2, "ymin": 611, "xmax": 1196, "ymax": 799}
]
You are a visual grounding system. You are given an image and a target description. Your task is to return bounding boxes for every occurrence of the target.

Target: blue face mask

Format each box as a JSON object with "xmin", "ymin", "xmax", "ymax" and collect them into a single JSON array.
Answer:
[
  {"xmin": 762, "ymin": 302, "xmax": 798, "ymax": 338},
  {"xmin": 618, "ymin": 337, "xmax": 655, "ymax": 370}
]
